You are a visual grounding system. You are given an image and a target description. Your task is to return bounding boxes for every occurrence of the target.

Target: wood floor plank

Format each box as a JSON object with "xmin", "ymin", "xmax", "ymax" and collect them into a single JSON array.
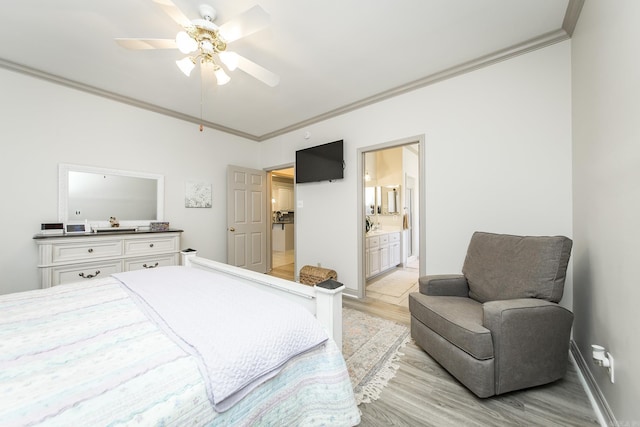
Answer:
[{"xmin": 345, "ymin": 297, "xmax": 599, "ymax": 427}]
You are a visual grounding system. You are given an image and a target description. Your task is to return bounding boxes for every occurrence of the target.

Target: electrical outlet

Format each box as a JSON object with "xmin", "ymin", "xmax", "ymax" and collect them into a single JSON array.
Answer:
[
  {"xmin": 317, "ymin": 262, "xmax": 321, "ymax": 268},
  {"xmin": 591, "ymin": 344, "xmax": 615, "ymax": 383},
  {"xmin": 607, "ymin": 352, "xmax": 615, "ymax": 383}
]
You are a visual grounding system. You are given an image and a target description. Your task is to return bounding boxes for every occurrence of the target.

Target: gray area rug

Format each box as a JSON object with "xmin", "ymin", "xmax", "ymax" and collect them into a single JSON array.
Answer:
[{"xmin": 342, "ymin": 307, "xmax": 410, "ymax": 405}]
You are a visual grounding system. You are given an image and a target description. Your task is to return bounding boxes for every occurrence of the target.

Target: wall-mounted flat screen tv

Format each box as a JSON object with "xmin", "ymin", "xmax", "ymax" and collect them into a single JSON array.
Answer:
[{"xmin": 295, "ymin": 140, "xmax": 344, "ymax": 183}]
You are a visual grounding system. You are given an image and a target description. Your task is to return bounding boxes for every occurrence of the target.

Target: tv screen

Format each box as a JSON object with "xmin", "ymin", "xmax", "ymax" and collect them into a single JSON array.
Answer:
[{"xmin": 295, "ymin": 140, "xmax": 344, "ymax": 183}]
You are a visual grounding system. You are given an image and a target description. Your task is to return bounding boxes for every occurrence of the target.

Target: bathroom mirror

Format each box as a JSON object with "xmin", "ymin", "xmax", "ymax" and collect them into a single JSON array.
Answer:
[
  {"xmin": 365, "ymin": 186, "xmax": 383, "ymax": 215},
  {"xmin": 58, "ymin": 164, "xmax": 164, "ymax": 226},
  {"xmin": 381, "ymin": 185, "xmax": 401, "ymax": 214},
  {"xmin": 365, "ymin": 185, "xmax": 400, "ymax": 215},
  {"xmin": 365, "ymin": 187, "xmax": 376, "ymax": 215}
]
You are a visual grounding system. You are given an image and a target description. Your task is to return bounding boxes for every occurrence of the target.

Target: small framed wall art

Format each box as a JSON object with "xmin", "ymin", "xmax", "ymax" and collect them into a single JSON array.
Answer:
[{"xmin": 185, "ymin": 181, "xmax": 212, "ymax": 208}]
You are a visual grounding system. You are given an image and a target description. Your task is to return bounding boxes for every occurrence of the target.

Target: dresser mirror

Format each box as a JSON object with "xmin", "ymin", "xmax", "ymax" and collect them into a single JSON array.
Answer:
[{"xmin": 58, "ymin": 164, "xmax": 164, "ymax": 227}]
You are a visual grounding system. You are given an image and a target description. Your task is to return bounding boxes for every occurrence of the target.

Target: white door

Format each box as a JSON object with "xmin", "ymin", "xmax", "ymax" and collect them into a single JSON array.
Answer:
[{"xmin": 227, "ymin": 165, "xmax": 267, "ymax": 273}]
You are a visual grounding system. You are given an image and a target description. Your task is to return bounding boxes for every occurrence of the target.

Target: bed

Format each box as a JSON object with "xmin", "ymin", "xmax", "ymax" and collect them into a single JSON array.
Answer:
[{"xmin": 0, "ymin": 257, "xmax": 360, "ymax": 426}]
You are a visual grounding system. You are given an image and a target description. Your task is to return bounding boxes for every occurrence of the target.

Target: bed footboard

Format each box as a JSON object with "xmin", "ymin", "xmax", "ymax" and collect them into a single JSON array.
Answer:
[{"xmin": 184, "ymin": 256, "xmax": 345, "ymax": 349}]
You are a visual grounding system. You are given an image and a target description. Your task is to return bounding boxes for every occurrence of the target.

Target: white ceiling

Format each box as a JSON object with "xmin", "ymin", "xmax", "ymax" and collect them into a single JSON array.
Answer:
[{"xmin": 0, "ymin": 0, "xmax": 580, "ymax": 141}]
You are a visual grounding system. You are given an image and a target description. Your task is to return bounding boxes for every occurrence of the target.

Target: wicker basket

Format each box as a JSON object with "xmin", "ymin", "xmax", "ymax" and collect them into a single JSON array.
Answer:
[{"xmin": 299, "ymin": 265, "xmax": 337, "ymax": 286}]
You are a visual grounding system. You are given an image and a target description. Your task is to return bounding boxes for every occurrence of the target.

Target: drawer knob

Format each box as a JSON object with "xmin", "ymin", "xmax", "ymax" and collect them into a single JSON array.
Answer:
[
  {"xmin": 143, "ymin": 262, "xmax": 159, "ymax": 269},
  {"xmin": 79, "ymin": 270, "xmax": 101, "ymax": 279},
  {"xmin": 149, "ymin": 243, "xmax": 154, "ymax": 248},
  {"xmin": 88, "ymin": 248, "xmax": 94, "ymax": 253}
]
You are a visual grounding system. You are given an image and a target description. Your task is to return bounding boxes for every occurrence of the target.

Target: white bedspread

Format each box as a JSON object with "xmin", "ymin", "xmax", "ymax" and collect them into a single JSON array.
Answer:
[
  {"xmin": 0, "ymin": 277, "xmax": 360, "ymax": 426},
  {"xmin": 113, "ymin": 266, "xmax": 328, "ymax": 412}
]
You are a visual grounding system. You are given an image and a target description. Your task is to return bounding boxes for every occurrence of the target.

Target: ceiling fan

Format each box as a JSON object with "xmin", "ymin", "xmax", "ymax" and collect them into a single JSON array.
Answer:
[{"xmin": 115, "ymin": 0, "xmax": 279, "ymax": 87}]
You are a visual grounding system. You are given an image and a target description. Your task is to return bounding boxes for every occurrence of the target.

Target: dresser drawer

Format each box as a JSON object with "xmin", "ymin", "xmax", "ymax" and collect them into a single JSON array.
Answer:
[
  {"xmin": 124, "ymin": 236, "xmax": 179, "ymax": 256},
  {"xmin": 124, "ymin": 254, "xmax": 179, "ymax": 271},
  {"xmin": 380, "ymin": 234, "xmax": 389, "ymax": 245},
  {"xmin": 368, "ymin": 236, "xmax": 380, "ymax": 249},
  {"xmin": 51, "ymin": 261, "xmax": 123, "ymax": 286},
  {"xmin": 389, "ymin": 232, "xmax": 400, "ymax": 243},
  {"xmin": 51, "ymin": 240, "xmax": 122, "ymax": 264},
  {"xmin": 36, "ymin": 230, "xmax": 182, "ymax": 288}
]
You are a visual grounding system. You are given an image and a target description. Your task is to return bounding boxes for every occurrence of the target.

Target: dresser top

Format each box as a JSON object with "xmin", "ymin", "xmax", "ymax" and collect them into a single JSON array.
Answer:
[{"xmin": 33, "ymin": 229, "xmax": 183, "ymax": 240}]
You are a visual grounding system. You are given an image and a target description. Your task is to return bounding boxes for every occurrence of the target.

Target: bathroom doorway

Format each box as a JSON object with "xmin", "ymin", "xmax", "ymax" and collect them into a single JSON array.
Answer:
[
  {"xmin": 360, "ymin": 138, "xmax": 423, "ymax": 307},
  {"xmin": 268, "ymin": 167, "xmax": 295, "ymax": 281}
]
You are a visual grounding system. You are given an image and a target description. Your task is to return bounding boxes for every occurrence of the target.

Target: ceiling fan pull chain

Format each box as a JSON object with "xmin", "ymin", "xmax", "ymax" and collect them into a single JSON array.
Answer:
[{"xmin": 200, "ymin": 67, "xmax": 204, "ymax": 132}]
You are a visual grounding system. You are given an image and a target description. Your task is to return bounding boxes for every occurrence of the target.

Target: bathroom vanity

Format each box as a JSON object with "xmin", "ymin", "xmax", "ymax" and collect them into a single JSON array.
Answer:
[{"xmin": 365, "ymin": 230, "xmax": 401, "ymax": 279}]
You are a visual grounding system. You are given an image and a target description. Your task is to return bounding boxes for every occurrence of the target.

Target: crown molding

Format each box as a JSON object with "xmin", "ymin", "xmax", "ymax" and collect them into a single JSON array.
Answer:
[
  {"xmin": 259, "ymin": 0, "xmax": 584, "ymax": 141},
  {"xmin": 0, "ymin": 58, "xmax": 259, "ymax": 141},
  {"xmin": 563, "ymin": 0, "xmax": 585, "ymax": 36},
  {"xmin": 1, "ymin": 1, "xmax": 583, "ymax": 143},
  {"xmin": 259, "ymin": 28, "xmax": 571, "ymax": 141}
]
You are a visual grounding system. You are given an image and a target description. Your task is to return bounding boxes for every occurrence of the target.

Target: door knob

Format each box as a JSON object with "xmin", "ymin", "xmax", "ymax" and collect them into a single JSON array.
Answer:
[{"xmin": 229, "ymin": 227, "xmax": 235, "ymax": 232}]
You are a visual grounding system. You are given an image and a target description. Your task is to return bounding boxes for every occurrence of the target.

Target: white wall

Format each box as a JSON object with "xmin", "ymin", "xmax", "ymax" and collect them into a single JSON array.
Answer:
[
  {"xmin": 0, "ymin": 68, "xmax": 261, "ymax": 295},
  {"xmin": 572, "ymin": 1, "xmax": 640, "ymax": 423},
  {"xmin": 260, "ymin": 41, "xmax": 573, "ymax": 305}
]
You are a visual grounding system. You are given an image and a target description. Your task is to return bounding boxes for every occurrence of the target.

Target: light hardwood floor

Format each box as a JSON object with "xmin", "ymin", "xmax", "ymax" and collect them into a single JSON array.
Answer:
[
  {"xmin": 267, "ymin": 258, "xmax": 599, "ymax": 426},
  {"xmin": 344, "ymin": 297, "xmax": 600, "ymax": 427},
  {"xmin": 268, "ymin": 249, "xmax": 295, "ymax": 280},
  {"xmin": 267, "ymin": 262, "xmax": 295, "ymax": 281},
  {"xmin": 366, "ymin": 265, "xmax": 419, "ymax": 307}
]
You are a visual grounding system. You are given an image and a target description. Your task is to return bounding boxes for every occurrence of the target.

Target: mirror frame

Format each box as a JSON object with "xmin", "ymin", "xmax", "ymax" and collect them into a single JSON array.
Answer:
[{"xmin": 58, "ymin": 163, "xmax": 164, "ymax": 227}]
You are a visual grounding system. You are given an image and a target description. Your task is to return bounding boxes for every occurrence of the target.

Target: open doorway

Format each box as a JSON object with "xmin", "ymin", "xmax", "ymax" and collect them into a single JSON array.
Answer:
[
  {"xmin": 268, "ymin": 167, "xmax": 295, "ymax": 280},
  {"xmin": 358, "ymin": 137, "xmax": 424, "ymax": 307}
]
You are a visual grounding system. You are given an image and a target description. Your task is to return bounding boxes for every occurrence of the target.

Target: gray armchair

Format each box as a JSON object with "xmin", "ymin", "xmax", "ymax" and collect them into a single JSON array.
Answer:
[{"xmin": 408, "ymin": 231, "xmax": 573, "ymax": 397}]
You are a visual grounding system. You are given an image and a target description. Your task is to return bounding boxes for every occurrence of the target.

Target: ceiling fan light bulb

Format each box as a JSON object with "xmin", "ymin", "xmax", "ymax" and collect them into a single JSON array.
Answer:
[
  {"xmin": 176, "ymin": 31, "xmax": 198, "ymax": 54},
  {"xmin": 214, "ymin": 67, "xmax": 231, "ymax": 85},
  {"xmin": 200, "ymin": 39, "xmax": 214, "ymax": 54},
  {"xmin": 219, "ymin": 51, "xmax": 239, "ymax": 71},
  {"xmin": 176, "ymin": 57, "xmax": 195, "ymax": 76}
]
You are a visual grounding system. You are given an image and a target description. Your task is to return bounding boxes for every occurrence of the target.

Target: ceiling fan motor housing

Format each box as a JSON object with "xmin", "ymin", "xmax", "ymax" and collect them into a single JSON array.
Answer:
[{"xmin": 198, "ymin": 4, "xmax": 216, "ymax": 22}]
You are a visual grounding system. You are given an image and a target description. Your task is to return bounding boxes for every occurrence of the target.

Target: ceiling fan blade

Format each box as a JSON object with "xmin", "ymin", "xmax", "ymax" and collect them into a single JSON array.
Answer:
[
  {"xmin": 116, "ymin": 38, "xmax": 177, "ymax": 49},
  {"xmin": 218, "ymin": 5, "xmax": 270, "ymax": 43},
  {"xmin": 152, "ymin": 0, "xmax": 193, "ymax": 28},
  {"xmin": 235, "ymin": 54, "xmax": 280, "ymax": 87}
]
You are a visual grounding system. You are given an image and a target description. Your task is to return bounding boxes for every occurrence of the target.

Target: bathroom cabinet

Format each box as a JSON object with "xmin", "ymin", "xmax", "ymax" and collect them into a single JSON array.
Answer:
[{"xmin": 365, "ymin": 231, "xmax": 401, "ymax": 279}]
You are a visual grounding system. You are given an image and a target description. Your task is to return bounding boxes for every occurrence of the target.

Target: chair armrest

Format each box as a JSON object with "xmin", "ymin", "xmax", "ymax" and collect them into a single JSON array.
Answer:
[
  {"xmin": 418, "ymin": 274, "xmax": 469, "ymax": 296},
  {"xmin": 483, "ymin": 299, "xmax": 574, "ymax": 395}
]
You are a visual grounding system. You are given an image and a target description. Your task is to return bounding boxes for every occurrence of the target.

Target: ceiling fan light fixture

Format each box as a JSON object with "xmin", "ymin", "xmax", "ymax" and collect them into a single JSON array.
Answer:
[
  {"xmin": 176, "ymin": 56, "xmax": 196, "ymax": 76},
  {"xmin": 200, "ymin": 39, "xmax": 215, "ymax": 54},
  {"xmin": 219, "ymin": 51, "xmax": 239, "ymax": 71},
  {"xmin": 115, "ymin": 2, "xmax": 279, "ymax": 90},
  {"xmin": 176, "ymin": 30, "xmax": 198, "ymax": 54},
  {"xmin": 214, "ymin": 66, "xmax": 231, "ymax": 85}
]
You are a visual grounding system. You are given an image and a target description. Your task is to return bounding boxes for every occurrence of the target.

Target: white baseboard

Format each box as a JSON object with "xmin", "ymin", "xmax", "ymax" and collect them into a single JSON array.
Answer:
[{"xmin": 570, "ymin": 340, "xmax": 617, "ymax": 427}]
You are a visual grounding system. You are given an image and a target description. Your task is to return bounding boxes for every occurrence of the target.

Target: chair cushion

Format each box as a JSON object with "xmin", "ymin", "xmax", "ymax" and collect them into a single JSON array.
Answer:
[
  {"xmin": 409, "ymin": 293, "xmax": 493, "ymax": 360},
  {"xmin": 462, "ymin": 232, "xmax": 572, "ymax": 303}
]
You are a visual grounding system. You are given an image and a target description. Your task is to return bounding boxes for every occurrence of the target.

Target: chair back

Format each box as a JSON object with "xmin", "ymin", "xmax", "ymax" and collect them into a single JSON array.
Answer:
[{"xmin": 462, "ymin": 231, "xmax": 572, "ymax": 303}]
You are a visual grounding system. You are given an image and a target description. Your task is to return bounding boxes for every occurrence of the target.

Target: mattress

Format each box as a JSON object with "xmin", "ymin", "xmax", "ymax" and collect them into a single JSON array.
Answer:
[{"xmin": 0, "ymin": 274, "xmax": 360, "ymax": 426}]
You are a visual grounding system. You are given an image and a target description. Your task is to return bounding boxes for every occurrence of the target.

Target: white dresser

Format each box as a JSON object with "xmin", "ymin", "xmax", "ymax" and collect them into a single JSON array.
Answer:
[{"xmin": 34, "ymin": 230, "xmax": 182, "ymax": 288}]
